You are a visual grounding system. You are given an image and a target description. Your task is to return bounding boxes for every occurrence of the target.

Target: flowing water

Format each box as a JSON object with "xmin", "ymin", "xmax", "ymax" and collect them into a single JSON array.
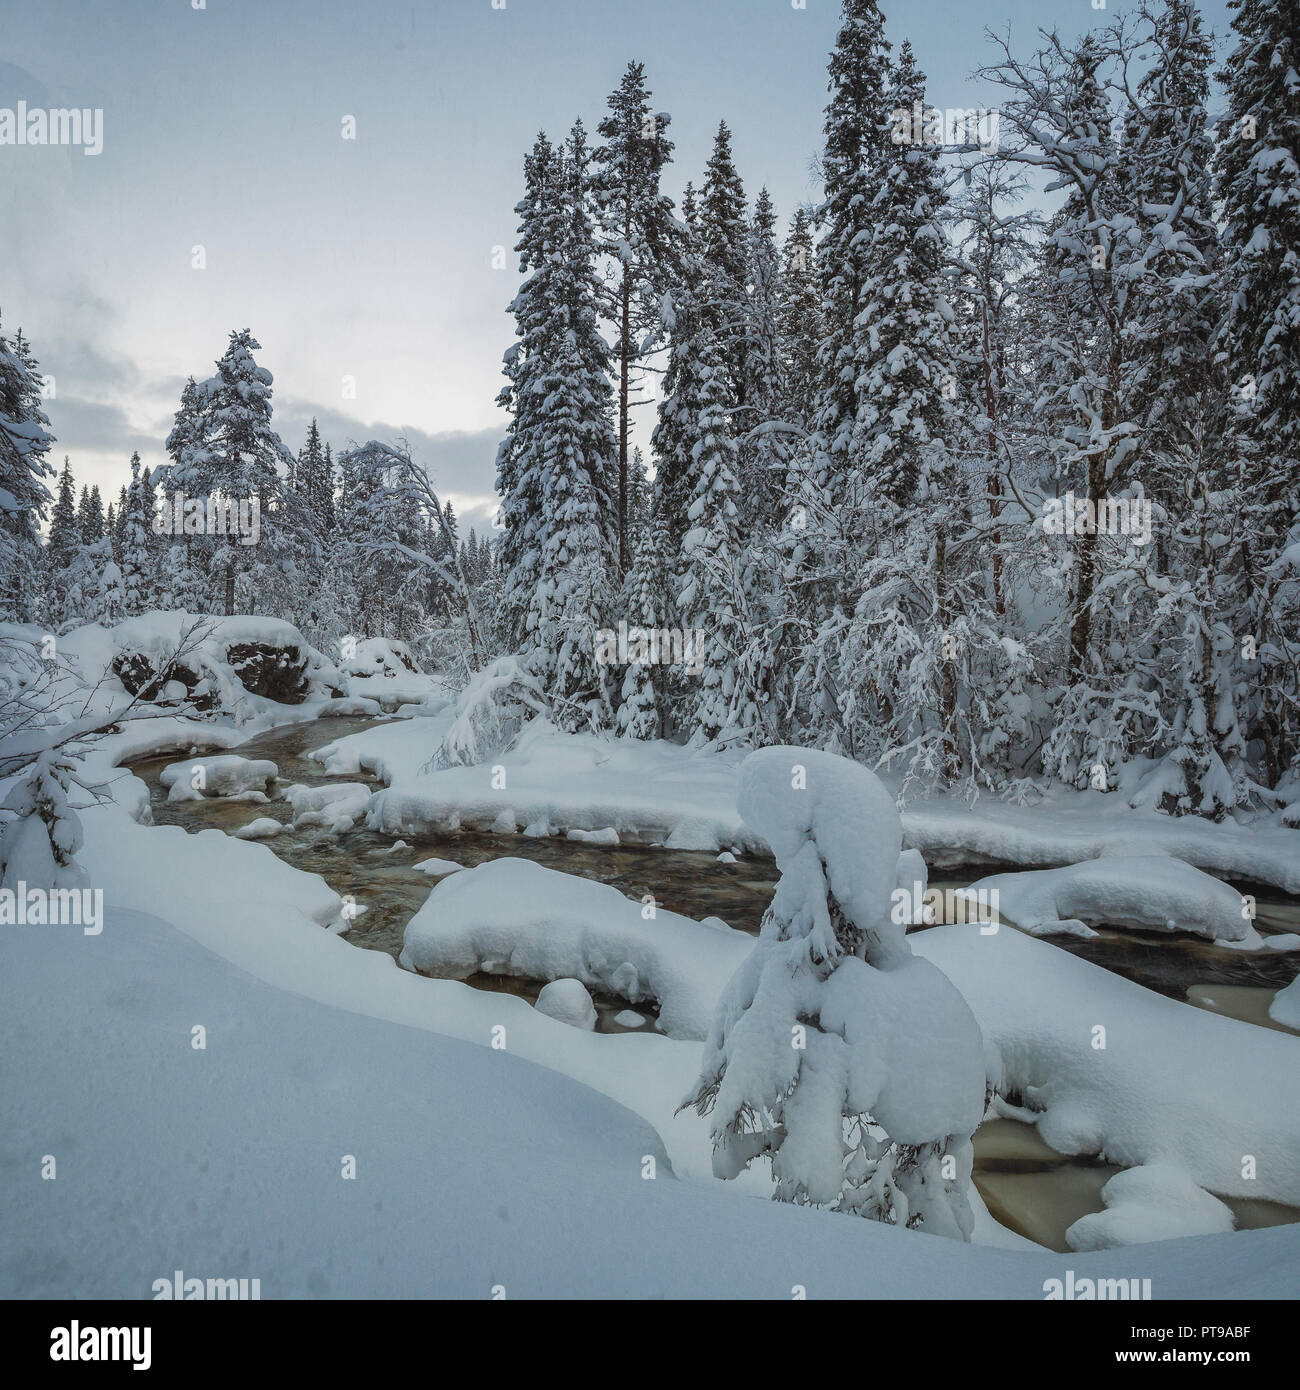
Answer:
[{"xmin": 125, "ymin": 714, "xmax": 1300, "ymax": 1251}]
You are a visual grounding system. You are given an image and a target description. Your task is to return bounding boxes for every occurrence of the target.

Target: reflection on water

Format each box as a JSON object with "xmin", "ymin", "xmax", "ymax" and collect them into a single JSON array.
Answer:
[{"xmin": 125, "ymin": 715, "xmax": 1300, "ymax": 1248}]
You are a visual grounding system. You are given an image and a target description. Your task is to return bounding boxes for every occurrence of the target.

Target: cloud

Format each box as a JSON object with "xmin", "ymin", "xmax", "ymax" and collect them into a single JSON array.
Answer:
[{"xmin": 274, "ymin": 398, "xmax": 502, "ymax": 502}]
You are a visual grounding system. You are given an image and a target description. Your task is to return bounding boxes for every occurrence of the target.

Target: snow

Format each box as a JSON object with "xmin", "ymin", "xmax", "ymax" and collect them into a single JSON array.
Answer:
[
  {"xmin": 412, "ymin": 857, "xmax": 465, "ymax": 876},
  {"xmin": 1065, "ymin": 1163, "xmax": 1236, "ymax": 1250},
  {"xmin": 966, "ymin": 856, "xmax": 1260, "ymax": 944},
  {"xmin": 281, "ymin": 782, "xmax": 372, "ymax": 833},
  {"xmin": 8, "ymin": 906, "xmax": 1297, "ymax": 1299},
  {"xmin": 534, "ymin": 978, "xmax": 598, "ymax": 1030},
  {"xmin": 233, "ymin": 817, "xmax": 282, "ymax": 841},
  {"xmin": 1270, "ymin": 973, "xmax": 1300, "ymax": 1030},
  {"xmin": 400, "ymin": 858, "xmax": 747, "ymax": 1039},
  {"xmin": 159, "ymin": 755, "xmax": 278, "ymax": 803},
  {"xmin": 322, "ymin": 713, "xmax": 1300, "ymax": 892},
  {"xmin": 399, "ymin": 851, "xmax": 1300, "ymax": 1222}
]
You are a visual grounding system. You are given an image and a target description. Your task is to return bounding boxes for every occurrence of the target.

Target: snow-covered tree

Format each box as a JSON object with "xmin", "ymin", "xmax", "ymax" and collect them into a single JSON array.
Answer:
[
  {"xmin": 0, "ymin": 318, "xmax": 54, "ymax": 622},
  {"xmin": 496, "ymin": 122, "xmax": 618, "ymax": 722},
  {"xmin": 685, "ymin": 748, "xmax": 984, "ymax": 1238}
]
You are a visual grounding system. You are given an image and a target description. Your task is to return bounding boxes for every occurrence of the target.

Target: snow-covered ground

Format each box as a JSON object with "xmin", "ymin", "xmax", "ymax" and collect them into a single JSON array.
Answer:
[
  {"xmin": 5, "ymin": 615, "xmax": 1300, "ymax": 1295},
  {"xmin": 10, "ymin": 898, "xmax": 1299, "ymax": 1299},
  {"xmin": 311, "ymin": 714, "xmax": 1300, "ymax": 892}
]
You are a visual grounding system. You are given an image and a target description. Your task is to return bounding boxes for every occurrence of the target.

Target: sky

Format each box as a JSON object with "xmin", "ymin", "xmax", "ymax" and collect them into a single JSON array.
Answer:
[{"xmin": 1, "ymin": 0, "xmax": 1234, "ymax": 531}]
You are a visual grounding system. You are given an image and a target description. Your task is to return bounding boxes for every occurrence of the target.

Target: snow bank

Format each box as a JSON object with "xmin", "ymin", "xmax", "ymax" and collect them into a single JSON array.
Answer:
[
  {"xmin": 325, "ymin": 713, "xmax": 1300, "ymax": 891},
  {"xmin": 356, "ymin": 717, "xmax": 755, "ymax": 851},
  {"xmin": 159, "ymin": 755, "xmax": 278, "ymax": 803},
  {"xmin": 400, "ymin": 858, "xmax": 748, "ymax": 1038},
  {"xmin": 401, "ymin": 848, "xmax": 1300, "ymax": 1223},
  {"xmin": 914, "ymin": 925, "xmax": 1300, "ymax": 1211},
  {"xmin": 967, "ymin": 856, "xmax": 1260, "ymax": 944}
]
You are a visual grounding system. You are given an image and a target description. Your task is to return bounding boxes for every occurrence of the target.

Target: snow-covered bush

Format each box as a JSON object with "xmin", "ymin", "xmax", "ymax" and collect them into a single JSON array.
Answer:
[
  {"xmin": 684, "ymin": 747, "xmax": 985, "ymax": 1238},
  {"xmin": 424, "ymin": 655, "xmax": 548, "ymax": 770}
]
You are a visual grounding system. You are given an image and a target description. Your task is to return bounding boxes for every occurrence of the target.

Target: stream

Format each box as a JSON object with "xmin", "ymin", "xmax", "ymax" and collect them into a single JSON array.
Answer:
[{"xmin": 125, "ymin": 714, "xmax": 1300, "ymax": 1252}]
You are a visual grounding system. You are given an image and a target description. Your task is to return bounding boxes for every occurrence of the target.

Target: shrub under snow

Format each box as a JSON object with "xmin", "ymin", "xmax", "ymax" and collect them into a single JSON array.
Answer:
[{"xmin": 684, "ymin": 747, "xmax": 985, "ymax": 1240}]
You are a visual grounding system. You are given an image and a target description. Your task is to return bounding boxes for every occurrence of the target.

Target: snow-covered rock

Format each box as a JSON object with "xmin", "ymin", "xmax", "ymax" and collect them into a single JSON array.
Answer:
[
  {"xmin": 233, "ymin": 817, "xmax": 282, "ymax": 841},
  {"xmin": 159, "ymin": 755, "xmax": 278, "ymax": 803},
  {"xmin": 1066, "ymin": 1163, "xmax": 1236, "ymax": 1250},
  {"xmin": 966, "ymin": 856, "xmax": 1259, "ymax": 943},
  {"xmin": 337, "ymin": 637, "xmax": 419, "ymax": 679},
  {"xmin": 281, "ymin": 782, "xmax": 372, "ymax": 833},
  {"xmin": 412, "ymin": 857, "xmax": 465, "ymax": 877},
  {"xmin": 400, "ymin": 858, "xmax": 749, "ymax": 1039},
  {"xmin": 534, "ymin": 979, "xmax": 598, "ymax": 1030},
  {"xmin": 112, "ymin": 611, "xmax": 345, "ymax": 719}
]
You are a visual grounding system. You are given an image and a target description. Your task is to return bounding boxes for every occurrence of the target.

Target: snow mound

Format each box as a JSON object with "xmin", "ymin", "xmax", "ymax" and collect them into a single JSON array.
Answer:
[
  {"xmin": 233, "ymin": 817, "xmax": 282, "ymax": 841},
  {"xmin": 534, "ymin": 979, "xmax": 598, "ymax": 1030},
  {"xmin": 399, "ymin": 858, "xmax": 749, "ymax": 1038},
  {"xmin": 159, "ymin": 755, "xmax": 278, "ymax": 803},
  {"xmin": 1066, "ymin": 1163, "xmax": 1235, "ymax": 1250},
  {"xmin": 338, "ymin": 637, "xmax": 419, "ymax": 678},
  {"xmin": 412, "ymin": 857, "xmax": 465, "ymax": 877},
  {"xmin": 281, "ymin": 782, "xmax": 372, "ymax": 833},
  {"xmin": 567, "ymin": 826, "xmax": 619, "ymax": 845},
  {"xmin": 967, "ymin": 856, "xmax": 1258, "ymax": 944}
]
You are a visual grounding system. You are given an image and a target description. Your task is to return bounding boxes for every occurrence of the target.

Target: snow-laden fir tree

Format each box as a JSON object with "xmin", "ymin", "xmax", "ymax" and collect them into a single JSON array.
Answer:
[
  {"xmin": 698, "ymin": 120, "xmax": 751, "ymax": 413},
  {"xmin": 684, "ymin": 747, "xmax": 985, "ymax": 1238}
]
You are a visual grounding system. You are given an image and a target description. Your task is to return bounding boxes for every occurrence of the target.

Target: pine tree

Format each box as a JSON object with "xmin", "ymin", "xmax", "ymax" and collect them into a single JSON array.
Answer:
[
  {"xmin": 0, "ymin": 317, "xmax": 53, "ymax": 621},
  {"xmin": 811, "ymin": 0, "xmax": 892, "ymax": 502},
  {"xmin": 739, "ymin": 186, "xmax": 785, "ymax": 526},
  {"xmin": 1213, "ymin": 0, "xmax": 1300, "ymax": 788},
  {"xmin": 778, "ymin": 205, "xmax": 822, "ymax": 433},
  {"xmin": 496, "ymin": 123, "xmax": 618, "ymax": 720},
  {"xmin": 192, "ymin": 330, "xmax": 293, "ymax": 613},
  {"xmin": 76, "ymin": 485, "xmax": 105, "ymax": 544},
  {"xmin": 46, "ymin": 458, "xmax": 78, "ymax": 570},
  {"xmin": 120, "ymin": 452, "xmax": 156, "ymax": 615},
  {"xmin": 594, "ymin": 61, "xmax": 678, "ymax": 577},
  {"xmin": 699, "ymin": 120, "xmax": 750, "ymax": 410}
]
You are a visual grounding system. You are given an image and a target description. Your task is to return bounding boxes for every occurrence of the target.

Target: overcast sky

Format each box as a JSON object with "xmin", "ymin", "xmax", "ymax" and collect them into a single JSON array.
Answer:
[{"xmin": 1, "ymin": 0, "xmax": 1232, "ymax": 530}]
